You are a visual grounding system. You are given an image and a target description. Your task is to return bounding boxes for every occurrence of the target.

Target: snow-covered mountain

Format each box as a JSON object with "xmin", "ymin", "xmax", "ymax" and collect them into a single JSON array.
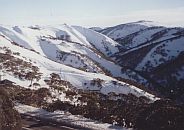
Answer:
[
  {"xmin": 89, "ymin": 27, "xmax": 103, "ymax": 32},
  {"xmin": 98, "ymin": 21, "xmax": 184, "ymax": 102},
  {"xmin": 99, "ymin": 21, "xmax": 159, "ymax": 40},
  {"xmin": 0, "ymin": 24, "xmax": 156, "ymax": 100},
  {"xmin": 1, "ymin": 21, "xmax": 184, "ymax": 129},
  {"xmin": 1, "ymin": 21, "xmax": 184, "ymax": 102}
]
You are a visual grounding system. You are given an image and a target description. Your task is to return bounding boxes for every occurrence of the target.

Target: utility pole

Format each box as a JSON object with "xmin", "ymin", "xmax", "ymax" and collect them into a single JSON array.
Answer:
[
  {"xmin": 0, "ymin": 63, "xmax": 6, "ymax": 81},
  {"xmin": 0, "ymin": 69, "xmax": 4, "ymax": 81},
  {"xmin": 0, "ymin": 66, "xmax": 3, "ymax": 81},
  {"xmin": 60, "ymin": 69, "xmax": 65, "ymax": 80}
]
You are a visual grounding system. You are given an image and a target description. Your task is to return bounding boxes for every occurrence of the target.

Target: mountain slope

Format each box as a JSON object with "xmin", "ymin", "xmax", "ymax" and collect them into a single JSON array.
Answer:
[
  {"xmin": 98, "ymin": 21, "xmax": 184, "ymax": 102},
  {"xmin": 0, "ymin": 24, "xmax": 156, "ymax": 101},
  {"xmin": 73, "ymin": 25, "xmax": 120, "ymax": 56},
  {"xmin": 99, "ymin": 21, "xmax": 158, "ymax": 40},
  {"xmin": 3, "ymin": 22, "xmax": 184, "ymax": 129}
]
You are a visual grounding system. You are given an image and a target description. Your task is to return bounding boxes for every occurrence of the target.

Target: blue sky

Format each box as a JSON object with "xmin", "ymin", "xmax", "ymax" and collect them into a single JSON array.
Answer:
[{"xmin": 0, "ymin": 0, "xmax": 184, "ymax": 27}]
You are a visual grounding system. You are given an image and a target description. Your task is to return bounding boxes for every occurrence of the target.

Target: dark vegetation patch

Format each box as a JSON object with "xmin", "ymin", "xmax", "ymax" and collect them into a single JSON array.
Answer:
[
  {"xmin": 46, "ymin": 91, "xmax": 184, "ymax": 130},
  {"xmin": 2, "ymin": 77, "xmax": 184, "ymax": 130},
  {"xmin": 0, "ymin": 86, "xmax": 21, "ymax": 130},
  {"xmin": 148, "ymin": 52, "xmax": 184, "ymax": 102},
  {"xmin": 56, "ymin": 50, "xmax": 105, "ymax": 73},
  {"xmin": 0, "ymin": 47, "xmax": 42, "ymax": 86},
  {"xmin": 135, "ymin": 100, "xmax": 184, "ymax": 130},
  {"xmin": 15, "ymin": 88, "xmax": 51, "ymax": 108}
]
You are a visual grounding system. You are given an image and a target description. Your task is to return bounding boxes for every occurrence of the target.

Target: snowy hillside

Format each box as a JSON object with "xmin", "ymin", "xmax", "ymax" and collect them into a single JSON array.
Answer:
[
  {"xmin": 73, "ymin": 25, "xmax": 120, "ymax": 56},
  {"xmin": 2, "ymin": 21, "xmax": 184, "ymax": 129},
  {"xmin": 99, "ymin": 21, "xmax": 158, "ymax": 40},
  {"xmin": 89, "ymin": 27, "xmax": 103, "ymax": 32},
  {"xmin": 136, "ymin": 36, "xmax": 184, "ymax": 71},
  {"xmin": 0, "ymin": 25, "xmax": 131, "ymax": 78},
  {"xmin": 0, "ymin": 24, "xmax": 156, "ymax": 101},
  {"xmin": 0, "ymin": 24, "xmax": 159, "ymax": 129},
  {"xmin": 97, "ymin": 21, "xmax": 184, "ymax": 102}
]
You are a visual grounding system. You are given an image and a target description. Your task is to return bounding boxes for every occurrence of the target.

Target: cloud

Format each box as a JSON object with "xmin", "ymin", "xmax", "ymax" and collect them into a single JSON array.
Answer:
[
  {"xmin": 0, "ymin": 7, "xmax": 183, "ymax": 27},
  {"xmin": 89, "ymin": 7, "xmax": 184, "ymax": 27},
  {"xmin": 122, "ymin": 7, "xmax": 184, "ymax": 27}
]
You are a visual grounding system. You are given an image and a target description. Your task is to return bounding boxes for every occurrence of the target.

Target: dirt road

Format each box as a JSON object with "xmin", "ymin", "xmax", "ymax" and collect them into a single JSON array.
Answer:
[{"xmin": 21, "ymin": 115, "xmax": 90, "ymax": 130}]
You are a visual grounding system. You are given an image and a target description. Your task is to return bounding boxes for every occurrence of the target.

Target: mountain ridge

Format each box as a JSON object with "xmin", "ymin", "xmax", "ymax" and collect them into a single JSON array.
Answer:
[{"xmin": 97, "ymin": 21, "xmax": 184, "ymax": 102}]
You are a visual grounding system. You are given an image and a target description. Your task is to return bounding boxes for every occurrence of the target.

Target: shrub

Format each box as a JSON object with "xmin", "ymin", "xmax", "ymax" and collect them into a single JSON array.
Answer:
[
  {"xmin": 0, "ymin": 87, "xmax": 21, "ymax": 130},
  {"xmin": 135, "ymin": 99, "xmax": 184, "ymax": 130}
]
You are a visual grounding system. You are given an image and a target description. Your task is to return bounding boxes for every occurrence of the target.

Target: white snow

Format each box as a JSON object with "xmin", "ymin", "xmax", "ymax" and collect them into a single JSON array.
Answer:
[
  {"xmin": 0, "ymin": 24, "xmax": 127, "ymax": 78},
  {"xmin": 0, "ymin": 24, "xmax": 157, "ymax": 101},
  {"xmin": 90, "ymin": 27, "xmax": 103, "ymax": 31},
  {"xmin": 130, "ymin": 27, "xmax": 164, "ymax": 48},
  {"xmin": 101, "ymin": 21, "xmax": 157, "ymax": 40},
  {"xmin": 73, "ymin": 25, "xmax": 120, "ymax": 56},
  {"xmin": 136, "ymin": 37, "xmax": 184, "ymax": 70},
  {"xmin": 0, "ymin": 26, "xmax": 33, "ymax": 50},
  {"xmin": 119, "ymin": 28, "xmax": 181, "ymax": 57}
]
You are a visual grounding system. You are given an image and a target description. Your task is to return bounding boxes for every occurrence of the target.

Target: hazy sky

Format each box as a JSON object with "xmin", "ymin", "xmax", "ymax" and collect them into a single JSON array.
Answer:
[{"xmin": 0, "ymin": 0, "xmax": 184, "ymax": 27}]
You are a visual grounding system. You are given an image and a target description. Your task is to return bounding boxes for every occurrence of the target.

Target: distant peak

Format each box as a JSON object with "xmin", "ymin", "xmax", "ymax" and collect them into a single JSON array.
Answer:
[
  {"xmin": 126, "ymin": 20, "xmax": 163, "ymax": 27},
  {"xmin": 135, "ymin": 20, "xmax": 153, "ymax": 23}
]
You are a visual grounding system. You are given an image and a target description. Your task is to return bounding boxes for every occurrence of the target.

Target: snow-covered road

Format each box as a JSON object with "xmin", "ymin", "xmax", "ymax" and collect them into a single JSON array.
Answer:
[
  {"xmin": 21, "ymin": 115, "xmax": 79, "ymax": 130},
  {"xmin": 15, "ymin": 104, "xmax": 129, "ymax": 130}
]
